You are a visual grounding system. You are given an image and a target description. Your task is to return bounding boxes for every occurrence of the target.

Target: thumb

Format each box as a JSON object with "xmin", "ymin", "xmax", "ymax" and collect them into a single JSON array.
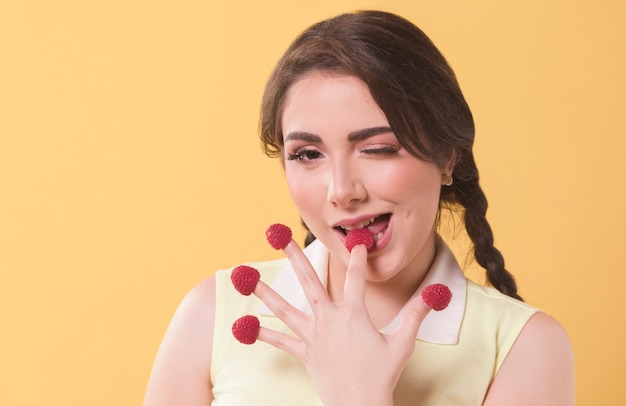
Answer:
[{"xmin": 390, "ymin": 295, "xmax": 433, "ymax": 345}]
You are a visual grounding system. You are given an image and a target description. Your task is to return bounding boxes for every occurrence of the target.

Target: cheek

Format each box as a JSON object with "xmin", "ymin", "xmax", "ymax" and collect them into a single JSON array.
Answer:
[
  {"xmin": 285, "ymin": 168, "xmax": 323, "ymax": 215},
  {"xmin": 379, "ymin": 162, "xmax": 442, "ymax": 209},
  {"xmin": 376, "ymin": 161, "xmax": 435, "ymax": 191}
]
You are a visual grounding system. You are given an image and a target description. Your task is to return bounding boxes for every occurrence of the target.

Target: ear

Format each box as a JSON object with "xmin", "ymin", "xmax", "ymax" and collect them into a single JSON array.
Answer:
[{"xmin": 442, "ymin": 148, "xmax": 457, "ymax": 175}]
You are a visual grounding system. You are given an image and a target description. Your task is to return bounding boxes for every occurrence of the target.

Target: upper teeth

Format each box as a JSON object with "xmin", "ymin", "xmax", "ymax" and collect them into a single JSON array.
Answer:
[{"xmin": 340, "ymin": 217, "xmax": 376, "ymax": 231}]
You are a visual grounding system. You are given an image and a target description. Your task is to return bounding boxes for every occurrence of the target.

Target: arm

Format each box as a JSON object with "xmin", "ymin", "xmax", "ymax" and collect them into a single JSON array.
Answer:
[
  {"xmin": 483, "ymin": 312, "xmax": 575, "ymax": 405},
  {"xmin": 143, "ymin": 276, "xmax": 216, "ymax": 406}
]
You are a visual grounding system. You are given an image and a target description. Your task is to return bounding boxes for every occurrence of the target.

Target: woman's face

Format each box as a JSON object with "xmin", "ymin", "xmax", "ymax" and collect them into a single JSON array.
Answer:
[{"xmin": 281, "ymin": 71, "xmax": 448, "ymax": 283}]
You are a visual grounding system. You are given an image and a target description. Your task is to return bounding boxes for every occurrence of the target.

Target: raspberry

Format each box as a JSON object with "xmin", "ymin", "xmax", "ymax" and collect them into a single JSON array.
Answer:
[
  {"xmin": 421, "ymin": 283, "xmax": 452, "ymax": 311},
  {"xmin": 344, "ymin": 228, "xmax": 374, "ymax": 252},
  {"xmin": 230, "ymin": 265, "xmax": 260, "ymax": 296},
  {"xmin": 266, "ymin": 223, "xmax": 293, "ymax": 250},
  {"xmin": 232, "ymin": 315, "xmax": 260, "ymax": 344}
]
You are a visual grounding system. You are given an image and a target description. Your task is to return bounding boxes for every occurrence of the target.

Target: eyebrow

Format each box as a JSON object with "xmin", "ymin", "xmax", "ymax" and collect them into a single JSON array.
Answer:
[
  {"xmin": 347, "ymin": 126, "xmax": 393, "ymax": 141},
  {"xmin": 284, "ymin": 131, "xmax": 321, "ymax": 143},
  {"xmin": 284, "ymin": 126, "xmax": 393, "ymax": 143}
]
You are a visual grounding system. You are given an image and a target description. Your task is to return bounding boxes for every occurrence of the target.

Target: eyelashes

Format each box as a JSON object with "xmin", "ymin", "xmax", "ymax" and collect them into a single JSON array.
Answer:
[
  {"xmin": 286, "ymin": 149, "xmax": 322, "ymax": 162},
  {"xmin": 286, "ymin": 145, "xmax": 401, "ymax": 163},
  {"xmin": 362, "ymin": 146, "xmax": 400, "ymax": 155}
]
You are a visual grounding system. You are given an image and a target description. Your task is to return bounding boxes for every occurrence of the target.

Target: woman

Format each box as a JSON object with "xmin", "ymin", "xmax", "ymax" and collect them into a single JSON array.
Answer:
[{"xmin": 144, "ymin": 10, "xmax": 574, "ymax": 405}]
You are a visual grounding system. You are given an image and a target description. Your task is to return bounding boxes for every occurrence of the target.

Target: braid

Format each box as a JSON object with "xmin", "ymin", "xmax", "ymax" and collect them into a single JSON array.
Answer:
[{"xmin": 450, "ymin": 155, "xmax": 523, "ymax": 301}]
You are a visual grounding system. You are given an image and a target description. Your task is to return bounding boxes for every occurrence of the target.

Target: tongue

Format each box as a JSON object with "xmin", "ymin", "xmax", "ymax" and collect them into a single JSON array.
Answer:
[{"xmin": 366, "ymin": 214, "xmax": 390, "ymax": 235}]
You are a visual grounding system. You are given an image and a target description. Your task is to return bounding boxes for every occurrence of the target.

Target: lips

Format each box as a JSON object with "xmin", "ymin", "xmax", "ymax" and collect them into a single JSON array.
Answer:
[
  {"xmin": 335, "ymin": 213, "xmax": 391, "ymax": 246},
  {"xmin": 338, "ymin": 216, "xmax": 377, "ymax": 231}
]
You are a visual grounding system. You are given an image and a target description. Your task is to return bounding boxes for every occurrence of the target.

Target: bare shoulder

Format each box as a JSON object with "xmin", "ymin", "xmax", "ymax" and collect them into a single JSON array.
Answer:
[
  {"xmin": 484, "ymin": 312, "xmax": 575, "ymax": 405},
  {"xmin": 143, "ymin": 276, "xmax": 217, "ymax": 406}
]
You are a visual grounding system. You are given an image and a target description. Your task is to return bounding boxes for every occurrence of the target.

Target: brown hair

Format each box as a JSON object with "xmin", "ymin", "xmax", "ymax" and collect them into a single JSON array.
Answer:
[{"xmin": 259, "ymin": 10, "xmax": 522, "ymax": 300}]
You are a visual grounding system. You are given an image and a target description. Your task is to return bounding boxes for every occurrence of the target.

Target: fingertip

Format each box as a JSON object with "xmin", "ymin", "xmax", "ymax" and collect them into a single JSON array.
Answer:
[
  {"xmin": 350, "ymin": 243, "xmax": 368, "ymax": 256},
  {"xmin": 346, "ymin": 244, "xmax": 368, "ymax": 272},
  {"xmin": 408, "ymin": 295, "xmax": 433, "ymax": 323},
  {"xmin": 281, "ymin": 239, "xmax": 299, "ymax": 256},
  {"xmin": 343, "ymin": 244, "xmax": 368, "ymax": 304},
  {"xmin": 388, "ymin": 296, "xmax": 432, "ymax": 345},
  {"xmin": 251, "ymin": 279, "xmax": 269, "ymax": 297},
  {"xmin": 255, "ymin": 326, "xmax": 269, "ymax": 343}
]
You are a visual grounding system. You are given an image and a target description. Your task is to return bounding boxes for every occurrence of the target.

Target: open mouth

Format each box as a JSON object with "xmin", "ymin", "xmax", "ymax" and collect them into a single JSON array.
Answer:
[{"xmin": 336, "ymin": 213, "xmax": 391, "ymax": 243}]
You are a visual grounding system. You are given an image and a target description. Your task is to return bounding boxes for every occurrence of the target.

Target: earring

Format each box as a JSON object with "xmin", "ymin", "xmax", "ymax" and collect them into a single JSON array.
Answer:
[{"xmin": 442, "ymin": 173, "xmax": 453, "ymax": 186}]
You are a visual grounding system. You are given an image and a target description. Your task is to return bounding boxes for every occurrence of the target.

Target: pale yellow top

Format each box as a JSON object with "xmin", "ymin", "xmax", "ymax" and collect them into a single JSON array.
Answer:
[{"xmin": 211, "ymin": 239, "xmax": 538, "ymax": 405}]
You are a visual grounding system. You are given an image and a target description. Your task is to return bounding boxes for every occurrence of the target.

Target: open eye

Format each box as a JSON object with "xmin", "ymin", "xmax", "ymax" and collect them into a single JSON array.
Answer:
[{"xmin": 286, "ymin": 148, "xmax": 323, "ymax": 162}]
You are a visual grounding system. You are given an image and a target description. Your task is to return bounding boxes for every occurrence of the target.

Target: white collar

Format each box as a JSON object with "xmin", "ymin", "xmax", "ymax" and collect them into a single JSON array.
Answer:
[{"xmin": 258, "ymin": 237, "xmax": 466, "ymax": 345}]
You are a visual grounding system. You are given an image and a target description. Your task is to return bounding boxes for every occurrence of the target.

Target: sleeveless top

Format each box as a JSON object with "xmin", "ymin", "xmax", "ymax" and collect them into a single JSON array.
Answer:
[{"xmin": 210, "ymin": 238, "xmax": 538, "ymax": 405}]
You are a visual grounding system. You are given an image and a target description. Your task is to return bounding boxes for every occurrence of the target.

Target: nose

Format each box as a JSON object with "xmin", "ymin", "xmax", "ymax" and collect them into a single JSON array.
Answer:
[{"xmin": 326, "ymin": 161, "xmax": 367, "ymax": 208}]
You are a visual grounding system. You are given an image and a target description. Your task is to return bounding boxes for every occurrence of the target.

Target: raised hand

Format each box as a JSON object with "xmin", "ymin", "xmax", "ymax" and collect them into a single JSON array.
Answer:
[{"xmin": 231, "ymin": 224, "xmax": 449, "ymax": 406}]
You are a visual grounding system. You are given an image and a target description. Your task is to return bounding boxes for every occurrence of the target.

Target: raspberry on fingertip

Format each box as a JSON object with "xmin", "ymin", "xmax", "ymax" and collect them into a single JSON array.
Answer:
[
  {"xmin": 421, "ymin": 283, "xmax": 452, "ymax": 311},
  {"xmin": 232, "ymin": 315, "xmax": 260, "ymax": 344},
  {"xmin": 344, "ymin": 228, "xmax": 375, "ymax": 252},
  {"xmin": 266, "ymin": 223, "xmax": 292, "ymax": 250},
  {"xmin": 231, "ymin": 265, "xmax": 260, "ymax": 296}
]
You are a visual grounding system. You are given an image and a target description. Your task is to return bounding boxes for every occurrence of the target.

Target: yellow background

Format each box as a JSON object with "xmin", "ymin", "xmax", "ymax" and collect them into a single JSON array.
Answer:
[{"xmin": 1, "ymin": 0, "xmax": 624, "ymax": 404}]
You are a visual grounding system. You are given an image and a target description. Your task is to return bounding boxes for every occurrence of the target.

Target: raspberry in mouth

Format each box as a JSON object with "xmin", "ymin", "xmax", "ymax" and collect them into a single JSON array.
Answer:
[{"xmin": 336, "ymin": 213, "xmax": 391, "ymax": 244}]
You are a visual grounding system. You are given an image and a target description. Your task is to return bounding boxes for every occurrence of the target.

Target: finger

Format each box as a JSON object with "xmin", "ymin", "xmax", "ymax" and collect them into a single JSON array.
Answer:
[
  {"xmin": 257, "ymin": 326, "xmax": 306, "ymax": 361},
  {"xmin": 342, "ymin": 244, "xmax": 368, "ymax": 307},
  {"xmin": 389, "ymin": 295, "xmax": 432, "ymax": 349},
  {"xmin": 282, "ymin": 239, "xmax": 329, "ymax": 312},
  {"xmin": 253, "ymin": 280, "xmax": 309, "ymax": 337}
]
